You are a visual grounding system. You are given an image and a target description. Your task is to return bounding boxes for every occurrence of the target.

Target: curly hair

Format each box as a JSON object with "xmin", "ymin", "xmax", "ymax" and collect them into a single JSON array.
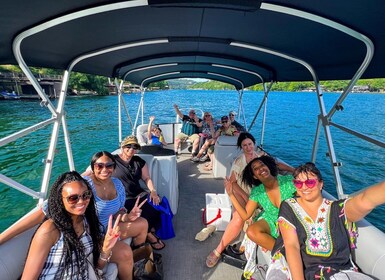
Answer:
[
  {"xmin": 90, "ymin": 151, "xmax": 116, "ymax": 172},
  {"xmin": 47, "ymin": 171, "xmax": 103, "ymax": 278},
  {"xmin": 293, "ymin": 162, "xmax": 323, "ymax": 181},
  {"xmin": 242, "ymin": 155, "xmax": 278, "ymax": 188},
  {"xmin": 237, "ymin": 132, "xmax": 256, "ymax": 149}
]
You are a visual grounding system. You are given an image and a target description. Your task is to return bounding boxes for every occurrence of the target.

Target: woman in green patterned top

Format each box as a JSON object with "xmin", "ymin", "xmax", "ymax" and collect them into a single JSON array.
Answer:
[{"xmin": 225, "ymin": 155, "xmax": 296, "ymax": 251}]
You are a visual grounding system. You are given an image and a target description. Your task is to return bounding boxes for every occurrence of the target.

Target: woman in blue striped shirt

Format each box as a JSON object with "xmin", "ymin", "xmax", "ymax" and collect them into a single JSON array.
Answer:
[{"xmin": 84, "ymin": 151, "xmax": 149, "ymax": 278}]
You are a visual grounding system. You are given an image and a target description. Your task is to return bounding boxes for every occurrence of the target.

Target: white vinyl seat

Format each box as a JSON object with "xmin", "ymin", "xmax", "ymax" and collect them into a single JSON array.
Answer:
[
  {"xmin": 136, "ymin": 124, "xmax": 149, "ymax": 146},
  {"xmin": 213, "ymin": 135, "xmax": 241, "ymax": 179}
]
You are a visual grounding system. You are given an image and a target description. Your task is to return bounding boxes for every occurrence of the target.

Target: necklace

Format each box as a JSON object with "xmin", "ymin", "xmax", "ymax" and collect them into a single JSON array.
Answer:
[{"xmin": 92, "ymin": 175, "xmax": 110, "ymax": 191}]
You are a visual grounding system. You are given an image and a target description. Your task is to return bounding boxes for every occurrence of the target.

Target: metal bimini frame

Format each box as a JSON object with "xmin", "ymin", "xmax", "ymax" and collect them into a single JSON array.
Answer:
[
  {"xmin": 5, "ymin": 1, "xmax": 165, "ymax": 203},
  {"xmin": 118, "ymin": 62, "xmax": 269, "ymax": 141},
  {"xmin": 124, "ymin": 70, "xmax": 248, "ymax": 136},
  {"xmin": 231, "ymin": 2, "xmax": 377, "ymax": 198},
  {"xmin": 2, "ymin": 0, "xmax": 383, "ymax": 209}
]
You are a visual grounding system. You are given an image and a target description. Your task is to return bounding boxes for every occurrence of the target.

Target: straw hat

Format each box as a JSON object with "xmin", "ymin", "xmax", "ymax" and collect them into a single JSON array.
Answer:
[{"xmin": 121, "ymin": 135, "xmax": 141, "ymax": 150}]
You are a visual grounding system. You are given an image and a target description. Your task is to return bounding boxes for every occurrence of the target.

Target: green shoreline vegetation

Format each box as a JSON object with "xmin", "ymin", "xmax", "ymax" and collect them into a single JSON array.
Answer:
[
  {"xmin": 188, "ymin": 79, "xmax": 385, "ymax": 93},
  {"xmin": 2, "ymin": 65, "xmax": 385, "ymax": 94}
]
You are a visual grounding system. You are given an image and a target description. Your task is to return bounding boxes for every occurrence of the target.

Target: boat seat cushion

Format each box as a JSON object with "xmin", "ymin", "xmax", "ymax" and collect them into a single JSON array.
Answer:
[
  {"xmin": 136, "ymin": 124, "xmax": 149, "ymax": 146},
  {"xmin": 213, "ymin": 135, "xmax": 241, "ymax": 179}
]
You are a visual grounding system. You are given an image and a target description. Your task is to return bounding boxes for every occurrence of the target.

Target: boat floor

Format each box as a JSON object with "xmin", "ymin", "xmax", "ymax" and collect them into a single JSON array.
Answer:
[{"xmin": 160, "ymin": 154, "xmax": 244, "ymax": 280}]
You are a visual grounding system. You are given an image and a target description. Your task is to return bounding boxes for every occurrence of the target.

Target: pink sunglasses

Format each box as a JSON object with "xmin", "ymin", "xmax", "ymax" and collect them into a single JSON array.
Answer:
[{"xmin": 292, "ymin": 178, "xmax": 318, "ymax": 189}]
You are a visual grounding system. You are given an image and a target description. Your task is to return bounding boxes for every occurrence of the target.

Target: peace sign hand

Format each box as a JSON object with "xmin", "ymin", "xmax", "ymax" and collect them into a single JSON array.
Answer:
[
  {"xmin": 102, "ymin": 214, "xmax": 121, "ymax": 252},
  {"xmin": 125, "ymin": 196, "xmax": 146, "ymax": 222}
]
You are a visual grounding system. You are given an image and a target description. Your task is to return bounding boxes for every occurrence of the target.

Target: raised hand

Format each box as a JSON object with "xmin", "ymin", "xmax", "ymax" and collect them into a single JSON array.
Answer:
[
  {"xmin": 102, "ymin": 214, "xmax": 121, "ymax": 252},
  {"xmin": 149, "ymin": 116, "xmax": 155, "ymax": 122},
  {"xmin": 124, "ymin": 196, "xmax": 147, "ymax": 222},
  {"xmin": 224, "ymin": 176, "xmax": 234, "ymax": 195}
]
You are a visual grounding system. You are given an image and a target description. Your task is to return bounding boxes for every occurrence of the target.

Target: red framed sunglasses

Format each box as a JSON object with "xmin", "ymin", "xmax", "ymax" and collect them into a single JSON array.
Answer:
[{"xmin": 292, "ymin": 178, "xmax": 318, "ymax": 189}]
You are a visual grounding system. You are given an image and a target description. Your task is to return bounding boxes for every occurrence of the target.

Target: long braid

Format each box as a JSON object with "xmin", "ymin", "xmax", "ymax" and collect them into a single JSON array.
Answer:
[{"xmin": 47, "ymin": 171, "xmax": 103, "ymax": 279}]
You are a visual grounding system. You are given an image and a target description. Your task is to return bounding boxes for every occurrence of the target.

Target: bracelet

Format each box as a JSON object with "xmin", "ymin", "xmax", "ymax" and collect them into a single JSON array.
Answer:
[
  {"xmin": 150, "ymin": 190, "xmax": 156, "ymax": 193},
  {"xmin": 99, "ymin": 251, "xmax": 112, "ymax": 263}
]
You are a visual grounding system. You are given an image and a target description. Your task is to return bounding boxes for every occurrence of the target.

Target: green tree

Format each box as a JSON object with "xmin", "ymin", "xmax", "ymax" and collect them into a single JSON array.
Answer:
[{"xmin": 69, "ymin": 72, "xmax": 109, "ymax": 95}]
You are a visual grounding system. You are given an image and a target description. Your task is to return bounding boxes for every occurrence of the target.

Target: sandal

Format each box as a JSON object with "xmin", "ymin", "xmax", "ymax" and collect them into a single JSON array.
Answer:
[
  {"xmin": 206, "ymin": 249, "xmax": 221, "ymax": 268},
  {"xmin": 147, "ymin": 231, "xmax": 166, "ymax": 250}
]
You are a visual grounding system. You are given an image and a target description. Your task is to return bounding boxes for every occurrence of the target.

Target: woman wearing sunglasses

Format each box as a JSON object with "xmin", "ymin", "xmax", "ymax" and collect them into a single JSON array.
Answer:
[
  {"xmin": 22, "ymin": 171, "xmax": 121, "ymax": 279},
  {"xmin": 113, "ymin": 135, "xmax": 165, "ymax": 250},
  {"xmin": 224, "ymin": 155, "xmax": 296, "ymax": 252},
  {"xmin": 267, "ymin": 163, "xmax": 385, "ymax": 280},
  {"xmin": 206, "ymin": 133, "xmax": 294, "ymax": 268},
  {"xmin": 83, "ymin": 151, "xmax": 149, "ymax": 270}
]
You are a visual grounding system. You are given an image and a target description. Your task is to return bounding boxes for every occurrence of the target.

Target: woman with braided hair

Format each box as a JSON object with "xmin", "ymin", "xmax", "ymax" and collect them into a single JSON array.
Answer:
[{"xmin": 21, "ymin": 171, "xmax": 122, "ymax": 279}]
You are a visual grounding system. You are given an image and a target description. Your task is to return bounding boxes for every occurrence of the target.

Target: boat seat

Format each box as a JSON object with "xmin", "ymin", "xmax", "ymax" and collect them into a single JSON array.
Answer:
[
  {"xmin": 321, "ymin": 191, "xmax": 385, "ymax": 279},
  {"xmin": 138, "ymin": 152, "xmax": 179, "ymax": 214},
  {"xmin": 213, "ymin": 135, "xmax": 241, "ymax": 179},
  {"xmin": 0, "ymin": 223, "xmax": 37, "ymax": 279},
  {"xmin": 112, "ymin": 148, "xmax": 178, "ymax": 214},
  {"xmin": 136, "ymin": 123, "xmax": 176, "ymax": 148},
  {"xmin": 136, "ymin": 124, "xmax": 149, "ymax": 146}
]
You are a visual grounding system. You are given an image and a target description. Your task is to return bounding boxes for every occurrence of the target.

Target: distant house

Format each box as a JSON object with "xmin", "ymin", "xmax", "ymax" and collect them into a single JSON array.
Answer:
[{"xmin": 352, "ymin": 85, "xmax": 370, "ymax": 92}]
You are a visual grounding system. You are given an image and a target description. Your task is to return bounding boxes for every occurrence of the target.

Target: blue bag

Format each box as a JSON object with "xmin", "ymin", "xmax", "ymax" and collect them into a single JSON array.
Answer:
[{"xmin": 147, "ymin": 195, "xmax": 176, "ymax": 240}]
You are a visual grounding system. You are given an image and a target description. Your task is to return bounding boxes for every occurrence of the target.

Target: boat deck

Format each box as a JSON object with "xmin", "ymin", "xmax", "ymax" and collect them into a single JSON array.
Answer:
[{"xmin": 161, "ymin": 153, "xmax": 243, "ymax": 280}]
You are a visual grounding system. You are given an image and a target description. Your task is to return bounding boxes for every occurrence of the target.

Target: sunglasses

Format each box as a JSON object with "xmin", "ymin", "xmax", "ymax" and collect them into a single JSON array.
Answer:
[
  {"xmin": 222, "ymin": 121, "xmax": 228, "ymax": 124},
  {"xmin": 229, "ymin": 114, "xmax": 235, "ymax": 116},
  {"xmin": 64, "ymin": 190, "xmax": 92, "ymax": 204},
  {"xmin": 94, "ymin": 162, "xmax": 115, "ymax": 170},
  {"xmin": 292, "ymin": 178, "xmax": 318, "ymax": 189},
  {"xmin": 125, "ymin": 144, "xmax": 139, "ymax": 150}
]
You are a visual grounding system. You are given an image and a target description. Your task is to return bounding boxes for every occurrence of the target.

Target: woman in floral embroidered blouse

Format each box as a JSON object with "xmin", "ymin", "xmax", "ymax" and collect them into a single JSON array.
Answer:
[{"xmin": 267, "ymin": 162, "xmax": 385, "ymax": 280}]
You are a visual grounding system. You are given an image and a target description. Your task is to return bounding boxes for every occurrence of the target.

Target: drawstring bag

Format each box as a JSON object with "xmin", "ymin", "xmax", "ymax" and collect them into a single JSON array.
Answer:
[{"xmin": 147, "ymin": 195, "xmax": 175, "ymax": 240}]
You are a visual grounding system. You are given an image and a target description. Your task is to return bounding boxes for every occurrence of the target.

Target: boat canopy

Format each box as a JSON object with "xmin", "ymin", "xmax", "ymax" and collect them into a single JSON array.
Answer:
[
  {"xmin": 1, "ymin": 0, "xmax": 385, "ymax": 203},
  {"xmin": 1, "ymin": 0, "xmax": 385, "ymax": 88}
]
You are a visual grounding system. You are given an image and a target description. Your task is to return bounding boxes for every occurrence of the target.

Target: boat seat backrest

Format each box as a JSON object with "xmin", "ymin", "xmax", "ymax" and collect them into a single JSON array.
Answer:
[
  {"xmin": 353, "ymin": 220, "xmax": 385, "ymax": 279},
  {"xmin": 0, "ymin": 225, "xmax": 37, "ymax": 279},
  {"xmin": 136, "ymin": 124, "xmax": 149, "ymax": 146},
  {"xmin": 321, "ymin": 191, "xmax": 385, "ymax": 279},
  {"xmin": 213, "ymin": 135, "xmax": 241, "ymax": 179}
]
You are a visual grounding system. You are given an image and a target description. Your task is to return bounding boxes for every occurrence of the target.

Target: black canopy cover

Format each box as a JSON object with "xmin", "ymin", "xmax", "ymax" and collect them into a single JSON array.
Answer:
[{"xmin": 1, "ymin": 0, "xmax": 385, "ymax": 89}]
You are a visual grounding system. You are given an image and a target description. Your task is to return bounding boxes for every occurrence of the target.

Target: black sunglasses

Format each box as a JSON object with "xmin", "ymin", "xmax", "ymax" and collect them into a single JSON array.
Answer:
[
  {"xmin": 94, "ymin": 162, "xmax": 116, "ymax": 170},
  {"xmin": 125, "ymin": 144, "xmax": 139, "ymax": 150},
  {"xmin": 64, "ymin": 190, "xmax": 92, "ymax": 204}
]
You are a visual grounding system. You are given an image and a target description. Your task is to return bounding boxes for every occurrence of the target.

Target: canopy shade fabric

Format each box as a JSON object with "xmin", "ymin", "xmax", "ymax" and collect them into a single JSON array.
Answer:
[{"xmin": 1, "ymin": 0, "xmax": 385, "ymax": 88}]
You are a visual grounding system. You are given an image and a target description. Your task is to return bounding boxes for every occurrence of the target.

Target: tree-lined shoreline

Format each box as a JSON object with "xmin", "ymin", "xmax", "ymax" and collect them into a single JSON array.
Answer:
[{"xmin": 2, "ymin": 65, "xmax": 385, "ymax": 94}]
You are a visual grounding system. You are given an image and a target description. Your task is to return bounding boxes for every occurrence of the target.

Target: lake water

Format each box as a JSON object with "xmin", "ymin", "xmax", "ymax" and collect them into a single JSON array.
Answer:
[{"xmin": 0, "ymin": 90, "xmax": 384, "ymax": 232}]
